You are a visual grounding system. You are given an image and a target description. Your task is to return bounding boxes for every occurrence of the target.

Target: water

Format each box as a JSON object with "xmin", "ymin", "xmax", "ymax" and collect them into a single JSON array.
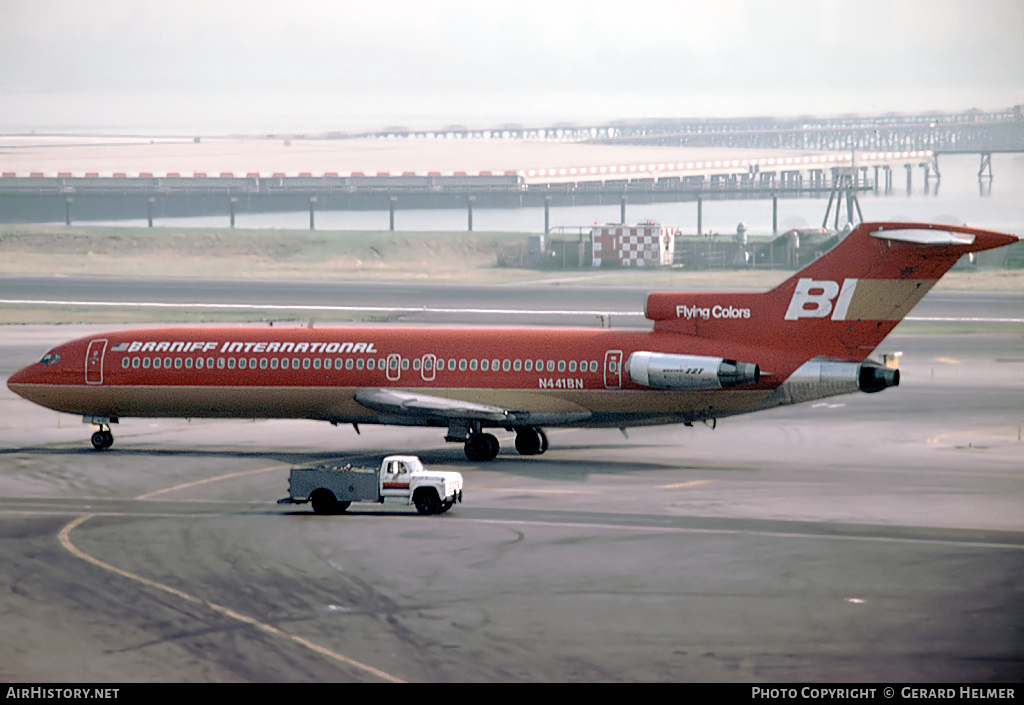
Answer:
[{"xmin": 92, "ymin": 153, "xmax": 1024, "ymax": 236}]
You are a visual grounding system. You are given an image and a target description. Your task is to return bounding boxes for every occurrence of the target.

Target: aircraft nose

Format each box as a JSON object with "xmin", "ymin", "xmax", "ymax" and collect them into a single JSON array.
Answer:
[
  {"xmin": 7, "ymin": 362, "xmax": 42, "ymax": 394},
  {"xmin": 8, "ymin": 363, "xmax": 31, "ymax": 386}
]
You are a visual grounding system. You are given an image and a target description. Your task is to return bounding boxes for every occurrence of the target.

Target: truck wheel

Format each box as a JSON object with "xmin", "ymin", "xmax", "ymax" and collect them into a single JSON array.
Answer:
[
  {"xmin": 311, "ymin": 489, "xmax": 343, "ymax": 515},
  {"xmin": 414, "ymin": 489, "xmax": 442, "ymax": 515}
]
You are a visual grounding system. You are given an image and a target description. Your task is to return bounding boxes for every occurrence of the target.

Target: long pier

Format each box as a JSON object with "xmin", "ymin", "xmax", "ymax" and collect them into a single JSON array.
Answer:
[
  {"xmin": 0, "ymin": 171, "xmax": 874, "ymax": 229},
  {"xmin": 1, "ymin": 108, "xmax": 1020, "ymax": 227}
]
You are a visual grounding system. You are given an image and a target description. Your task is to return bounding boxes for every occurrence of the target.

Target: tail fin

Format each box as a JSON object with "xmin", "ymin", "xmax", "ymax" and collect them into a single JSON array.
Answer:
[{"xmin": 646, "ymin": 222, "xmax": 1018, "ymax": 363}]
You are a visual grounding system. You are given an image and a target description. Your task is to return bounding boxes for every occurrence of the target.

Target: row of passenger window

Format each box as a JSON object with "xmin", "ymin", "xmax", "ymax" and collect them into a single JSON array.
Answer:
[{"xmin": 120, "ymin": 356, "xmax": 602, "ymax": 374}]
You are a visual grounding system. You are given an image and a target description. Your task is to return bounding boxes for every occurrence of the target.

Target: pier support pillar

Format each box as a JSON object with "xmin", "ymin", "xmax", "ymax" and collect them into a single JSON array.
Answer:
[
  {"xmin": 147, "ymin": 197, "xmax": 155, "ymax": 228},
  {"xmin": 467, "ymin": 196, "xmax": 474, "ymax": 231},
  {"xmin": 905, "ymin": 164, "xmax": 912, "ymax": 195},
  {"xmin": 979, "ymin": 153, "xmax": 993, "ymax": 195},
  {"xmin": 64, "ymin": 197, "xmax": 73, "ymax": 226},
  {"xmin": 309, "ymin": 197, "xmax": 317, "ymax": 230},
  {"xmin": 696, "ymin": 196, "xmax": 703, "ymax": 236},
  {"xmin": 544, "ymin": 197, "xmax": 550, "ymax": 234},
  {"xmin": 389, "ymin": 197, "xmax": 397, "ymax": 231},
  {"xmin": 229, "ymin": 197, "xmax": 237, "ymax": 228},
  {"xmin": 771, "ymin": 194, "xmax": 778, "ymax": 235},
  {"xmin": 620, "ymin": 195, "xmax": 626, "ymax": 225},
  {"xmin": 978, "ymin": 152, "xmax": 993, "ymax": 181}
]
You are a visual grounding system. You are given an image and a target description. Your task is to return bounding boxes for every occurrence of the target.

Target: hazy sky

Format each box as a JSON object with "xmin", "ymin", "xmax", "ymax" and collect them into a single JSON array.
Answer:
[{"xmin": 1, "ymin": 0, "xmax": 1021, "ymax": 132}]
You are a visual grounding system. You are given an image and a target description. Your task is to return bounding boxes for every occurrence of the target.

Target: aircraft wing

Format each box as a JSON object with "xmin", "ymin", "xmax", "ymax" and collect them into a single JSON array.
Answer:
[{"xmin": 353, "ymin": 388, "xmax": 591, "ymax": 426}]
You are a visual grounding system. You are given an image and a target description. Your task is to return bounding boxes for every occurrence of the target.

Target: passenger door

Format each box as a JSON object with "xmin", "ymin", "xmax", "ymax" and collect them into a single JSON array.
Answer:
[
  {"xmin": 386, "ymin": 353, "xmax": 402, "ymax": 382},
  {"xmin": 86, "ymin": 339, "xmax": 107, "ymax": 385},
  {"xmin": 604, "ymin": 350, "xmax": 622, "ymax": 389},
  {"xmin": 420, "ymin": 354, "xmax": 436, "ymax": 382}
]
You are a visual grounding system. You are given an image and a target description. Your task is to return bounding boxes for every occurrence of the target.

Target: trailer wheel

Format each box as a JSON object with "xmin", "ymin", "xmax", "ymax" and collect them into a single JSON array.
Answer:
[
  {"xmin": 311, "ymin": 489, "xmax": 348, "ymax": 515},
  {"xmin": 413, "ymin": 488, "xmax": 442, "ymax": 515}
]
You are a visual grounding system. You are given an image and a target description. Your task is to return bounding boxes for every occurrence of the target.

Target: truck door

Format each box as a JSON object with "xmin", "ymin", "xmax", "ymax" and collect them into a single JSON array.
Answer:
[
  {"xmin": 604, "ymin": 349, "xmax": 622, "ymax": 389},
  {"xmin": 86, "ymin": 339, "xmax": 107, "ymax": 385},
  {"xmin": 380, "ymin": 459, "xmax": 411, "ymax": 497}
]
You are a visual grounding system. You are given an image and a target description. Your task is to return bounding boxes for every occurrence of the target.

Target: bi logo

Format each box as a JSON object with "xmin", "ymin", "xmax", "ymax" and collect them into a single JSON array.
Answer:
[{"xmin": 784, "ymin": 278, "xmax": 859, "ymax": 321}]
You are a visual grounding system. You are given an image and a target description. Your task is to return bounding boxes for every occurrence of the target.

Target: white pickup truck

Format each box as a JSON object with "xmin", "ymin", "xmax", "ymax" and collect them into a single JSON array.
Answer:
[{"xmin": 279, "ymin": 455, "xmax": 463, "ymax": 515}]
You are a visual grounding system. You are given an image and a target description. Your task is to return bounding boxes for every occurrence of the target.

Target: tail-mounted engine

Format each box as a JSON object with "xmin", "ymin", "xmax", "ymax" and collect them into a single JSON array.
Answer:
[
  {"xmin": 859, "ymin": 360, "xmax": 900, "ymax": 394},
  {"xmin": 772, "ymin": 356, "xmax": 901, "ymax": 406},
  {"xmin": 627, "ymin": 352, "xmax": 760, "ymax": 390}
]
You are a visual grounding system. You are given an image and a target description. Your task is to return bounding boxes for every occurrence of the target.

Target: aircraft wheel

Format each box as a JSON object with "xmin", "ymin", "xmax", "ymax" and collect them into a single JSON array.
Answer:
[
  {"xmin": 90, "ymin": 431, "xmax": 113, "ymax": 451},
  {"xmin": 465, "ymin": 433, "xmax": 499, "ymax": 462},
  {"xmin": 515, "ymin": 427, "xmax": 542, "ymax": 456}
]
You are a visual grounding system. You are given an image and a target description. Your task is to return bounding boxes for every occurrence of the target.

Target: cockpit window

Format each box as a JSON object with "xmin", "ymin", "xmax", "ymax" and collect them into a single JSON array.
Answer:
[{"xmin": 40, "ymin": 352, "xmax": 61, "ymax": 365}]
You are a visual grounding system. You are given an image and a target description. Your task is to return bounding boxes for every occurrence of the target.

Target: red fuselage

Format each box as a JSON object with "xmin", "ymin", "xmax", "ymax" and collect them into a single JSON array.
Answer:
[{"xmin": 7, "ymin": 325, "xmax": 780, "ymax": 428}]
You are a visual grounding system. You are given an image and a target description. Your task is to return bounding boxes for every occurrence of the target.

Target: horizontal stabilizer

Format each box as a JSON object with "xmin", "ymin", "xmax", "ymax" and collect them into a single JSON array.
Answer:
[{"xmin": 869, "ymin": 228, "xmax": 975, "ymax": 246}]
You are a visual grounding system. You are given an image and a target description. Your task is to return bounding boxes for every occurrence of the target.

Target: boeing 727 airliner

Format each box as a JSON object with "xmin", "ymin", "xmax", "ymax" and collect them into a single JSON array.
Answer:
[{"xmin": 7, "ymin": 222, "xmax": 1019, "ymax": 461}]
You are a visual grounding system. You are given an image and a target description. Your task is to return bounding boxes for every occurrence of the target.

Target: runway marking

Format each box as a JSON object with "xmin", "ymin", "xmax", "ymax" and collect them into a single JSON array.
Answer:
[
  {"xmin": 3, "ymin": 299, "xmax": 1022, "ymax": 323},
  {"xmin": 0, "ymin": 298, "xmax": 643, "ymax": 318},
  {"xmin": 135, "ymin": 466, "xmax": 287, "ymax": 500},
  {"xmin": 926, "ymin": 425, "xmax": 1023, "ymax": 448},
  {"xmin": 56, "ymin": 465, "xmax": 405, "ymax": 684},
  {"xmin": 471, "ymin": 487, "xmax": 603, "ymax": 495},
  {"xmin": 909, "ymin": 316, "xmax": 1024, "ymax": 324},
  {"xmin": 934, "ymin": 356, "xmax": 962, "ymax": 365},
  {"xmin": 458, "ymin": 517, "xmax": 1024, "ymax": 551},
  {"xmin": 659, "ymin": 480, "xmax": 712, "ymax": 489}
]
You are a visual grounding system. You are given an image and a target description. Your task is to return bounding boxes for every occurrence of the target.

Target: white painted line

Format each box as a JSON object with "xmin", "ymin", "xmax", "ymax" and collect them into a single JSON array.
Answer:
[
  {"xmin": 458, "ymin": 517, "xmax": 1024, "ymax": 551},
  {"xmin": 0, "ymin": 299, "xmax": 646, "ymax": 317},
  {"xmin": 905, "ymin": 316, "xmax": 1024, "ymax": 324},
  {"xmin": 4, "ymin": 300, "xmax": 1019, "ymax": 323}
]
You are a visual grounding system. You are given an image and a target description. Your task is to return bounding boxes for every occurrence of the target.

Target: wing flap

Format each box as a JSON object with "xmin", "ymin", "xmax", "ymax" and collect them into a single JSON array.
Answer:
[
  {"xmin": 353, "ymin": 388, "xmax": 591, "ymax": 426},
  {"xmin": 354, "ymin": 388, "xmax": 513, "ymax": 422}
]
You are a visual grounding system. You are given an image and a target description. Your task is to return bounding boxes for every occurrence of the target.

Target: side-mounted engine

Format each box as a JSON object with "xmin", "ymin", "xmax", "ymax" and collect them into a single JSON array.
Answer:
[{"xmin": 627, "ymin": 352, "xmax": 760, "ymax": 390}]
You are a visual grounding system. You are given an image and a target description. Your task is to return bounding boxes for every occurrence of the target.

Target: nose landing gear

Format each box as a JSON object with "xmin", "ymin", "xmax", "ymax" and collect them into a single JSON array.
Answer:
[
  {"xmin": 91, "ymin": 430, "xmax": 114, "ymax": 450},
  {"xmin": 85, "ymin": 416, "xmax": 117, "ymax": 450}
]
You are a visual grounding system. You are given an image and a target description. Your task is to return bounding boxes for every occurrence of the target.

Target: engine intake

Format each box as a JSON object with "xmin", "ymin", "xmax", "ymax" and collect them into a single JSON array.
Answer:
[{"xmin": 627, "ymin": 352, "xmax": 760, "ymax": 390}]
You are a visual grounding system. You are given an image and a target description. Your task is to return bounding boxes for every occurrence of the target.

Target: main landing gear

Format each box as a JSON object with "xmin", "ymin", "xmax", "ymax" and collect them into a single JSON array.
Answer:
[
  {"xmin": 513, "ymin": 427, "xmax": 548, "ymax": 456},
  {"xmin": 464, "ymin": 433, "xmax": 500, "ymax": 462},
  {"xmin": 85, "ymin": 416, "xmax": 116, "ymax": 450},
  {"xmin": 453, "ymin": 423, "xmax": 548, "ymax": 462}
]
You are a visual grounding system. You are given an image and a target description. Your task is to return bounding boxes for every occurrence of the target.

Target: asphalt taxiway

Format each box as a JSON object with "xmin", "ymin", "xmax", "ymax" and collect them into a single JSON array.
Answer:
[
  {"xmin": 3, "ymin": 275, "xmax": 1023, "ymax": 327},
  {"xmin": 0, "ymin": 299, "xmax": 1021, "ymax": 682}
]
